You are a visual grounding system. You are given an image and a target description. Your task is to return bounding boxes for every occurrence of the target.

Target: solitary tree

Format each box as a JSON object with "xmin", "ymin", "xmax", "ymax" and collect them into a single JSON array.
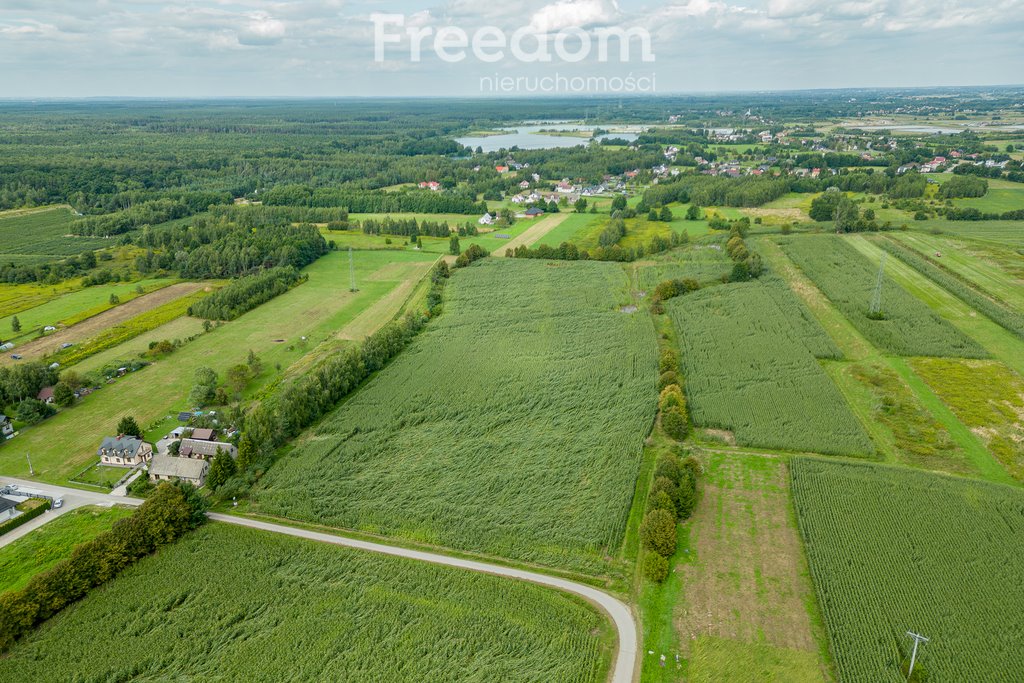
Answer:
[
  {"xmin": 226, "ymin": 364, "xmax": 250, "ymax": 397},
  {"xmin": 117, "ymin": 415, "xmax": 142, "ymax": 437},
  {"xmin": 109, "ymin": 293, "xmax": 120, "ymax": 305},
  {"xmin": 11, "ymin": 316, "xmax": 20, "ymax": 333},
  {"xmin": 660, "ymin": 205, "xmax": 674, "ymax": 222},
  {"xmin": 449, "ymin": 234, "xmax": 460, "ymax": 256}
]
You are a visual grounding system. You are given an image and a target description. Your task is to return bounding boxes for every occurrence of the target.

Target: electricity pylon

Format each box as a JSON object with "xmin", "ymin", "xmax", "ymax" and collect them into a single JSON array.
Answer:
[
  {"xmin": 348, "ymin": 247, "xmax": 358, "ymax": 293},
  {"xmin": 870, "ymin": 253, "xmax": 887, "ymax": 318},
  {"xmin": 906, "ymin": 631, "xmax": 929, "ymax": 681}
]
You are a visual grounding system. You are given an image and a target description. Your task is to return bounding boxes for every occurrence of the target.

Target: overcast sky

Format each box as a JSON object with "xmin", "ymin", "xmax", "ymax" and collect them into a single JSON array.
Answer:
[{"xmin": 1, "ymin": 0, "xmax": 1022, "ymax": 97}]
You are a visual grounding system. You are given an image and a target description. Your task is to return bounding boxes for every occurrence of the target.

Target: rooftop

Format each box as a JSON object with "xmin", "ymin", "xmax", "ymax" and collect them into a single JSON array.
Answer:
[{"xmin": 149, "ymin": 454, "xmax": 208, "ymax": 479}]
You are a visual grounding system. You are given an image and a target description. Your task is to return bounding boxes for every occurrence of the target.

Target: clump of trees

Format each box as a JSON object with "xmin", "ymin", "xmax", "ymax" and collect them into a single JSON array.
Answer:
[
  {"xmin": 640, "ymin": 450, "xmax": 701, "ymax": 582},
  {"xmin": 189, "ymin": 266, "xmax": 304, "ymax": 321},
  {"xmin": 938, "ymin": 175, "xmax": 988, "ymax": 199},
  {"xmin": 0, "ymin": 482, "xmax": 207, "ymax": 652},
  {"xmin": 454, "ymin": 244, "xmax": 488, "ymax": 268}
]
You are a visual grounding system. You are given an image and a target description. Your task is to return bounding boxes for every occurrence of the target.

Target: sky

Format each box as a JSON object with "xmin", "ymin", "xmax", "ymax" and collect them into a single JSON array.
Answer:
[{"xmin": 0, "ymin": 0, "xmax": 1022, "ymax": 97}]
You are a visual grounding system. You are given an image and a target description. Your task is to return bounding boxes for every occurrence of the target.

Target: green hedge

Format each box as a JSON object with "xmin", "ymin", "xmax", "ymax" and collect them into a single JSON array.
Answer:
[{"xmin": 0, "ymin": 500, "xmax": 51, "ymax": 537}]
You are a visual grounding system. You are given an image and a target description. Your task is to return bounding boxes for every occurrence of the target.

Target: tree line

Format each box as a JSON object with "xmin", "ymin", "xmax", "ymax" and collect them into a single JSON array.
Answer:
[{"xmin": 189, "ymin": 266, "xmax": 304, "ymax": 321}]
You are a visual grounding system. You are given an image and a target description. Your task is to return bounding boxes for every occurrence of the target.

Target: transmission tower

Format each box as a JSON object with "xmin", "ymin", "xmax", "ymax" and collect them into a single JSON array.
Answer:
[
  {"xmin": 348, "ymin": 246, "xmax": 358, "ymax": 293},
  {"xmin": 869, "ymin": 253, "xmax": 887, "ymax": 317},
  {"xmin": 905, "ymin": 631, "xmax": 929, "ymax": 681}
]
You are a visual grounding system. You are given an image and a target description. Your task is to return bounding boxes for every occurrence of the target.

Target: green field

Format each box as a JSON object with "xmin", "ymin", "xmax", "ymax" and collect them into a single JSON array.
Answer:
[
  {"xmin": 533, "ymin": 212, "xmax": 606, "ymax": 247},
  {"xmin": 633, "ymin": 241, "xmax": 733, "ymax": 290},
  {"xmin": 791, "ymin": 458, "xmax": 1024, "ymax": 682},
  {"xmin": 780, "ymin": 235, "xmax": 987, "ymax": 358},
  {"xmin": 653, "ymin": 452, "xmax": 830, "ymax": 683},
  {"xmin": 0, "ymin": 523, "xmax": 611, "ymax": 683},
  {"xmin": 954, "ymin": 187, "xmax": 1024, "ymax": 214},
  {"xmin": 0, "ymin": 505, "xmax": 133, "ymax": 594},
  {"xmin": 323, "ymin": 218, "xmax": 534, "ymax": 256},
  {"xmin": 0, "ymin": 206, "xmax": 111, "ymax": 264},
  {"xmin": 888, "ymin": 232, "xmax": 1024, "ymax": 311},
  {"xmin": 667, "ymin": 279, "xmax": 872, "ymax": 455},
  {"xmin": 0, "ymin": 249, "xmax": 437, "ymax": 484},
  {"xmin": 911, "ymin": 358, "xmax": 1024, "ymax": 482},
  {"xmin": 917, "ymin": 219, "xmax": 1024, "ymax": 247},
  {"xmin": 254, "ymin": 259, "xmax": 657, "ymax": 575},
  {"xmin": 0, "ymin": 278, "xmax": 176, "ymax": 343}
]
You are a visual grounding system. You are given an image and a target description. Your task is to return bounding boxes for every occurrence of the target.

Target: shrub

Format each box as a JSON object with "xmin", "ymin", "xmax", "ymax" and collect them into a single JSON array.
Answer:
[
  {"xmin": 643, "ymin": 552, "xmax": 670, "ymax": 583},
  {"xmin": 654, "ymin": 453, "xmax": 682, "ymax": 483},
  {"xmin": 647, "ymin": 490, "xmax": 677, "ymax": 518},
  {"xmin": 640, "ymin": 509, "xmax": 677, "ymax": 557},
  {"xmin": 659, "ymin": 349, "xmax": 678, "ymax": 374},
  {"xmin": 657, "ymin": 371, "xmax": 680, "ymax": 391},
  {"xmin": 661, "ymin": 406, "xmax": 689, "ymax": 441},
  {"xmin": 677, "ymin": 472, "xmax": 697, "ymax": 520},
  {"xmin": 659, "ymin": 384, "xmax": 685, "ymax": 412}
]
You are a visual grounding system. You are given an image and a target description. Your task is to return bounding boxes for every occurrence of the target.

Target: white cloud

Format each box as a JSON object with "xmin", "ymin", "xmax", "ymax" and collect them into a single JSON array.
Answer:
[{"xmin": 529, "ymin": 0, "xmax": 619, "ymax": 32}]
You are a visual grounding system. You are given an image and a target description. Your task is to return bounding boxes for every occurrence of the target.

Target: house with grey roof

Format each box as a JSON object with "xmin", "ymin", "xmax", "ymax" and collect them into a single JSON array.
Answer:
[
  {"xmin": 148, "ymin": 454, "xmax": 209, "ymax": 487},
  {"xmin": 178, "ymin": 438, "xmax": 238, "ymax": 461},
  {"xmin": 98, "ymin": 435, "xmax": 153, "ymax": 468},
  {"xmin": 0, "ymin": 496, "xmax": 18, "ymax": 522},
  {"xmin": 1, "ymin": 414, "xmax": 13, "ymax": 439}
]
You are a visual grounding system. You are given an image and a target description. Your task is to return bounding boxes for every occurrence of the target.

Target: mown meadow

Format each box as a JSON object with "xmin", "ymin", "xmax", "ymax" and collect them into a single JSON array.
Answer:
[
  {"xmin": 254, "ymin": 258, "xmax": 658, "ymax": 575},
  {"xmin": 791, "ymin": 458, "xmax": 1024, "ymax": 683},
  {"xmin": 0, "ymin": 523, "xmax": 611, "ymax": 683}
]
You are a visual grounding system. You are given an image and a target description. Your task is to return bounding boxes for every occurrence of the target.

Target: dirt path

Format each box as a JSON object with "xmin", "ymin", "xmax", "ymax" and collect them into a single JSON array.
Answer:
[
  {"xmin": 492, "ymin": 214, "xmax": 569, "ymax": 257},
  {"xmin": 1, "ymin": 282, "xmax": 207, "ymax": 364}
]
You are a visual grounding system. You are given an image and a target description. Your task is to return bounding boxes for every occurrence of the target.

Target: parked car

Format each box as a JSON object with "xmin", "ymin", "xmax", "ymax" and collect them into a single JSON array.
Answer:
[
  {"xmin": 61, "ymin": 343, "xmax": 74, "ymax": 349},
  {"xmin": 53, "ymin": 498, "xmax": 63, "ymax": 509},
  {"xmin": 11, "ymin": 354, "xmax": 22, "ymax": 360}
]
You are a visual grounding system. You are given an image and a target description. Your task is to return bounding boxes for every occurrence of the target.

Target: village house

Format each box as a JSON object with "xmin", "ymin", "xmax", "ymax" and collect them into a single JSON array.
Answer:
[
  {"xmin": 524, "ymin": 207, "xmax": 545, "ymax": 217},
  {"xmin": 519, "ymin": 180, "xmax": 530, "ymax": 190},
  {"xmin": 98, "ymin": 435, "xmax": 153, "ymax": 468},
  {"xmin": 495, "ymin": 165, "xmax": 509, "ymax": 173},
  {"xmin": 178, "ymin": 438, "xmax": 238, "ymax": 461},
  {"xmin": 478, "ymin": 213, "xmax": 495, "ymax": 225},
  {"xmin": 37, "ymin": 387, "xmax": 55, "ymax": 404},
  {"xmin": 1, "ymin": 414, "xmax": 13, "ymax": 439},
  {"xmin": 148, "ymin": 454, "xmax": 209, "ymax": 487},
  {"xmin": 417, "ymin": 181, "xmax": 441, "ymax": 191}
]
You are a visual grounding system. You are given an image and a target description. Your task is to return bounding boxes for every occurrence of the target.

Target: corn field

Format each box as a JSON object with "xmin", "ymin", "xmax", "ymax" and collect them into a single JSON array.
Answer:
[
  {"xmin": 0, "ymin": 523, "xmax": 610, "ymax": 683},
  {"xmin": 668, "ymin": 279, "xmax": 873, "ymax": 456},
  {"xmin": 255, "ymin": 259, "xmax": 658, "ymax": 576},
  {"xmin": 791, "ymin": 457, "xmax": 1024, "ymax": 682},
  {"xmin": 780, "ymin": 235, "xmax": 987, "ymax": 358}
]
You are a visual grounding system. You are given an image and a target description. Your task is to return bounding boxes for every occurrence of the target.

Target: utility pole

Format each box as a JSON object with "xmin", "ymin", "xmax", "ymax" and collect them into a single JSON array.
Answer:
[
  {"xmin": 26, "ymin": 452, "xmax": 34, "ymax": 476},
  {"xmin": 870, "ymin": 253, "xmax": 887, "ymax": 318},
  {"xmin": 348, "ymin": 246, "xmax": 358, "ymax": 293},
  {"xmin": 906, "ymin": 631, "xmax": 929, "ymax": 681}
]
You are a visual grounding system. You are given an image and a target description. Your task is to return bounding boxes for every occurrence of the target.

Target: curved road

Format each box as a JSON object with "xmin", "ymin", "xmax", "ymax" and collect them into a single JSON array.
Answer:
[{"xmin": 1, "ymin": 477, "xmax": 638, "ymax": 683}]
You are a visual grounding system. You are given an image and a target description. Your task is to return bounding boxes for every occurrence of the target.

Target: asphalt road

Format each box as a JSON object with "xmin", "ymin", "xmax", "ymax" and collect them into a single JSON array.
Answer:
[{"xmin": 0, "ymin": 477, "xmax": 638, "ymax": 683}]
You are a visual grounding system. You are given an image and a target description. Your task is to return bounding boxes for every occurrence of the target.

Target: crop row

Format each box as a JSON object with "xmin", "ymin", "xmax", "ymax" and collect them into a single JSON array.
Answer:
[
  {"xmin": 0, "ymin": 523, "xmax": 609, "ymax": 682},
  {"xmin": 255, "ymin": 258, "xmax": 658, "ymax": 575},
  {"xmin": 780, "ymin": 235, "xmax": 987, "ymax": 358},
  {"xmin": 878, "ymin": 236, "xmax": 1024, "ymax": 341},
  {"xmin": 791, "ymin": 457, "xmax": 1024, "ymax": 682},
  {"xmin": 668, "ymin": 279, "xmax": 872, "ymax": 456}
]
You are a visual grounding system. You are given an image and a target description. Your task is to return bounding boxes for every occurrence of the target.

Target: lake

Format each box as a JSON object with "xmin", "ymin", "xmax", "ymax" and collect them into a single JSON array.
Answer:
[{"xmin": 456, "ymin": 125, "xmax": 639, "ymax": 152}]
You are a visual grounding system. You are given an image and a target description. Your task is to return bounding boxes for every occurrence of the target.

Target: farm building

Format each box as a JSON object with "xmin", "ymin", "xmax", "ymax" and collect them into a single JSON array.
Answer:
[
  {"xmin": 524, "ymin": 207, "xmax": 545, "ymax": 217},
  {"xmin": 98, "ymin": 435, "xmax": 153, "ymax": 468},
  {"xmin": 189, "ymin": 428, "xmax": 216, "ymax": 441},
  {"xmin": 178, "ymin": 438, "xmax": 238, "ymax": 461},
  {"xmin": 148, "ymin": 454, "xmax": 209, "ymax": 487}
]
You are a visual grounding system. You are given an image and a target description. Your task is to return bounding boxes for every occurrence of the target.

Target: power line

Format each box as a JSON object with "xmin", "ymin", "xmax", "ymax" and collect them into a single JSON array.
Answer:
[
  {"xmin": 348, "ymin": 246, "xmax": 358, "ymax": 293},
  {"xmin": 906, "ymin": 631, "xmax": 929, "ymax": 681},
  {"xmin": 870, "ymin": 253, "xmax": 887, "ymax": 318}
]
